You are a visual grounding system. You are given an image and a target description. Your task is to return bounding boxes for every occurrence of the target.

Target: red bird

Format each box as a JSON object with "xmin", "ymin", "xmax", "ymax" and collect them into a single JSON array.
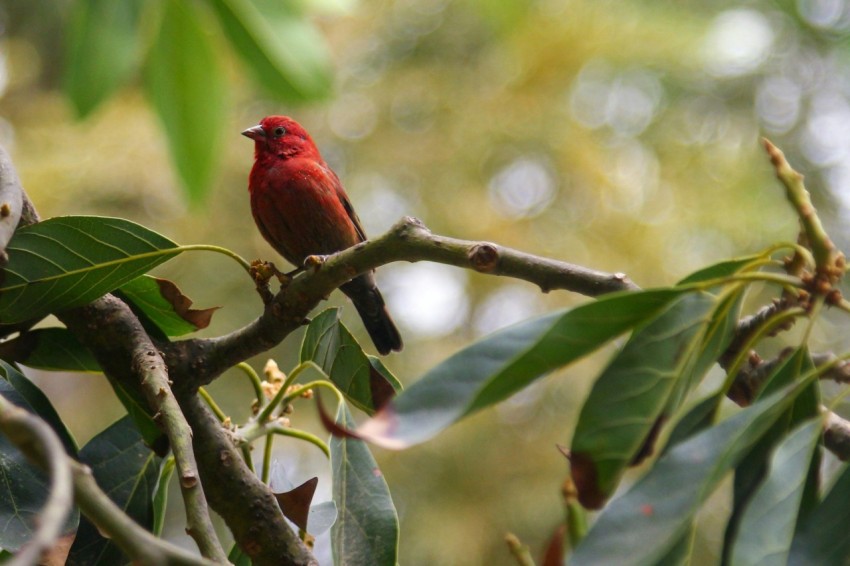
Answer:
[{"xmin": 243, "ymin": 116, "xmax": 403, "ymax": 355}]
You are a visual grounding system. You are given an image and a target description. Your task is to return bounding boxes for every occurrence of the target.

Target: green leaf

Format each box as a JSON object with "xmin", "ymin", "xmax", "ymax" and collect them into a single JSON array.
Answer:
[
  {"xmin": 671, "ymin": 288, "xmax": 742, "ymax": 407},
  {"xmin": 722, "ymin": 348, "xmax": 820, "ymax": 562},
  {"xmin": 0, "ymin": 216, "xmax": 180, "ymax": 324},
  {"xmin": 570, "ymin": 377, "xmax": 816, "ymax": 565},
  {"xmin": 654, "ymin": 528, "xmax": 695, "ymax": 566},
  {"xmin": 152, "ymin": 456, "xmax": 175, "ymax": 537},
  {"xmin": 67, "ymin": 416, "xmax": 162, "ymax": 566},
  {"xmin": 228, "ymin": 544, "xmax": 253, "ymax": 566},
  {"xmin": 729, "ymin": 418, "xmax": 822, "ymax": 566},
  {"xmin": 63, "ymin": 0, "xmax": 145, "ymax": 117},
  {"xmin": 676, "ymin": 253, "xmax": 767, "ymax": 285},
  {"xmin": 301, "ymin": 308, "xmax": 401, "ymax": 415},
  {"xmin": 146, "ymin": 0, "xmax": 227, "ymax": 204},
  {"xmin": 0, "ymin": 327, "xmax": 100, "ymax": 372},
  {"xmin": 331, "ymin": 404, "xmax": 398, "ymax": 566},
  {"xmin": 569, "ymin": 292, "xmax": 719, "ymax": 508},
  {"xmin": 0, "ymin": 331, "xmax": 165, "ymax": 452},
  {"xmin": 205, "ymin": 0, "xmax": 333, "ymax": 102},
  {"xmin": 0, "ymin": 361, "xmax": 79, "ymax": 552},
  {"xmin": 660, "ymin": 391, "xmax": 724, "ymax": 454},
  {"xmin": 359, "ymin": 288, "xmax": 685, "ymax": 449},
  {"xmin": 118, "ymin": 275, "xmax": 218, "ymax": 337},
  {"xmin": 108, "ymin": 379, "xmax": 164, "ymax": 454},
  {"xmin": 789, "ymin": 432, "xmax": 850, "ymax": 565}
]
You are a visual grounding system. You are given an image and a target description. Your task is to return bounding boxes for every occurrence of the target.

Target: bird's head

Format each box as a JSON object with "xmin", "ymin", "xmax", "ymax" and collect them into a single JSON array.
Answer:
[{"xmin": 242, "ymin": 116, "xmax": 320, "ymax": 160}]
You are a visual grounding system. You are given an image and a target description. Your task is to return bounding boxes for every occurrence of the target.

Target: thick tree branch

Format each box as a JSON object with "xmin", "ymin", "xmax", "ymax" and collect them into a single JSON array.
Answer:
[
  {"xmin": 164, "ymin": 217, "xmax": 638, "ymax": 388},
  {"xmin": 0, "ymin": 146, "xmax": 24, "ymax": 265},
  {"xmin": 159, "ymin": 214, "xmax": 850, "ymax": 463},
  {"xmin": 70, "ymin": 458, "xmax": 217, "ymax": 566},
  {"xmin": 58, "ymin": 298, "xmax": 228, "ymax": 563},
  {"xmin": 179, "ymin": 392, "xmax": 318, "ymax": 566},
  {"xmin": 9, "ymin": 163, "xmax": 315, "ymax": 565},
  {"xmin": 0, "ymin": 395, "xmax": 216, "ymax": 565}
]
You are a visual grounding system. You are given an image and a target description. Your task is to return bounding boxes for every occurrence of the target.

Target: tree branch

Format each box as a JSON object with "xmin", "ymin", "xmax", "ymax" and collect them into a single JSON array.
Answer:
[
  {"xmin": 164, "ymin": 217, "xmax": 639, "ymax": 388},
  {"xmin": 178, "ymin": 392, "xmax": 318, "ymax": 565},
  {"xmin": 0, "ymin": 395, "xmax": 72, "ymax": 566},
  {"xmin": 0, "ymin": 395, "xmax": 217, "ymax": 566},
  {"xmin": 58, "ymin": 297, "xmax": 228, "ymax": 563},
  {"xmin": 0, "ymin": 146, "xmax": 24, "ymax": 265},
  {"xmin": 8, "ymin": 162, "xmax": 314, "ymax": 565},
  {"xmin": 70, "ymin": 458, "xmax": 217, "ymax": 566}
]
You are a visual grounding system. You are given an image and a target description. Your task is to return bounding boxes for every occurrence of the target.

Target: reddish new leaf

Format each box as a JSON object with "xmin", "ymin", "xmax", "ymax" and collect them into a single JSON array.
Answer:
[{"xmin": 274, "ymin": 477, "xmax": 318, "ymax": 531}]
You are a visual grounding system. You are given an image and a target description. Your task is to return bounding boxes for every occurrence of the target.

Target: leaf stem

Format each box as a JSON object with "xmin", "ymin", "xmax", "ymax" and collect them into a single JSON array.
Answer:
[
  {"xmin": 255, "ymin": 361, "xmax": 325, "ymax": 425},
  {"xmin": 268, "ymin": 424, "xmax": 331, "ymax": 458},
  {"xmin": 177, "ymin": 244, "xmax": 252, "ymax": 272},
  {"xmin": 262, "ymin": 434, "xmax": 274, "ymax": 484},
  {"xmin": 236, "ymin": 362, "xmax": 264, "ymax": 406},
  {"xmin": 198, "ymin": 387, "xmax": 226, "ymax": 423},
  {"xmin": 722, "ymin": 307, "xmax": 807, "ymax": 391},
  {"xmin": 281, "ymin": 380, "xmax": 344, "ymax": 407}
]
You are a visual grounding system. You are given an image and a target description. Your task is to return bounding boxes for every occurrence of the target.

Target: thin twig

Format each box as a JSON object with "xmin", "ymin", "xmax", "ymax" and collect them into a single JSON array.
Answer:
[
  {"xmin": 0, "ymin": 396, "xmax": 72, "ymax": 566},
  {"xmin": 71, "ymin": 458, "xmax": 216, "ymax": 565},
  {"xmin": 133, "ymin": 347, "xmax": 228, "ymax": 562}
]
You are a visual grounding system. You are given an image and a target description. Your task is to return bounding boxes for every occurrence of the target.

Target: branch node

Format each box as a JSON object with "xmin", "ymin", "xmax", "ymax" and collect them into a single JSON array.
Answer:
[
  {"xmin": 392, "ymin": 216, "xmax": 428, "ymax": 239},
  {"xmin": 468, "ymin": 242, "xmax": 500, "ymax": 273},
  {"xmin": 181, "ymin": 473, "xmax": 199, "ymax": 488}
]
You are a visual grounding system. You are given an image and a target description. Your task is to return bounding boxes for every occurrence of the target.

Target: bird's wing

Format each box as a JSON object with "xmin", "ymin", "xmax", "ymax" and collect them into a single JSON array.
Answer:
[{"xmin": 327, "ymin": 166, "xmax": 368, "ymax": 243}]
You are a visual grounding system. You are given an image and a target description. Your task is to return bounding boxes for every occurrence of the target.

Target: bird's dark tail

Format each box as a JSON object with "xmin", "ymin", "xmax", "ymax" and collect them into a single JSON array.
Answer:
[{"xmin": 341, "ymin": 273, "xmax": 403, "ymax": 355}]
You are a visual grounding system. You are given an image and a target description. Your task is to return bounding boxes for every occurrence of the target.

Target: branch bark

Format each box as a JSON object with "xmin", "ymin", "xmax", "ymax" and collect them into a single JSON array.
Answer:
[
  {"xmin": 164, "ymin": 217, "xmax": 639, "ymax": 389},
  {"xmin": 0, "ymin": 395, "xmax": 72, "ymax": 566}
]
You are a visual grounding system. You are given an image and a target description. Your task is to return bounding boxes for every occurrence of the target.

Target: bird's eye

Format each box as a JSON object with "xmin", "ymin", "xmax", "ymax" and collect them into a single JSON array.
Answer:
[{"xmin": 273, "ymin": 126, "xmax": 286, "ymax": 137}]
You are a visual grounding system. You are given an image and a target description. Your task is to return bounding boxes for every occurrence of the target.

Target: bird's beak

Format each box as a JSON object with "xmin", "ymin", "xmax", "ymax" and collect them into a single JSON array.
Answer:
[{"xmin": 241, "ymin": 125, "xmax": 265, "ymax": 141}]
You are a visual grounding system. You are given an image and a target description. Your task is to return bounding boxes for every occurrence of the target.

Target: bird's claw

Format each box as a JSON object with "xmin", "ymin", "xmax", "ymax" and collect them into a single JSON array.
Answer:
[{"xmin": 250, "ymin": 260, "xmax": 291, "ymax": 304}]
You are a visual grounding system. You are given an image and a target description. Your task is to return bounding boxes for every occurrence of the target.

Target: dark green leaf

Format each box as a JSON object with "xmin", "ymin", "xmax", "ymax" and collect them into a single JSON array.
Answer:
[
  {"xmin": 570, "ymin": 292, "xmax": 718, "ymax": 508},
  {"xmin": 0, "ymin": 327, "xmax": 100, "ymax": 372},
  {"xmin": 729, "ymin": 418, "xmax": 822, "ymax": 566},
  {"xmin": 570, "ymin": 377, "xmax": 816, "ymax": 565},
  {"xmin": 789, "ymin": 422, "xmax": 850, "ymax": 565},
  {"xmin": 301, "ymin": 308, "xmax": 401, "ymax": 415},
  {"xmin": 146, "ymin": 0, "xmax": 227, "ymax": 204},
  {"xmin": 660, "ymin": 391, "xmax": 724, "ymax": 454},
  {"xmin": 152, "ymin": 457, "xmax": 175, "ymax": 537},
  {"xmin": 0, "ymin": 361, "xmax": 77, "ymax": 454},
  {"xmin": 228, "ymin": 544, "xmax": 253, "ymax": 566},
  {"xmin": 0, "ymin": 361, "xmax": 79, "ymax": 551},
  {"xmin": 359, "ymin": 288, "xmax": 684, "ymax": 449},
  {"xmin": 205, "ymin": 0, "xmax": 332, "ymax": 102},
  {"xmin": 723, "ymin": 348, "xmax": 820, "ymax": 563},
  {"xmin": 63, "ymin": 0, "xmax": 145, "ymax": 116},
  {"xmin": 107, "ymin": 379, "xmax": 164, "ymax": 455},
  {"xmin": 331, "ymin": 404, "xmax": 398, "ymax": 566},
  {"xmin": 67, "ymin": 416, "xmax": 161, "ymax": 565},
  {"xmin": 119, "ymin": 276, "xmax": 218, "ymax": 337},
  {"xmin": 670, "ymin": 289, "xmax": 742, "ymax": 408},
  {"xmin": 655, "ymin": 527, "xmax": 695, "ymax": 566},
  {"xmin": 0, "ymin": 216, "xmax": 180, "ymax": 324}
]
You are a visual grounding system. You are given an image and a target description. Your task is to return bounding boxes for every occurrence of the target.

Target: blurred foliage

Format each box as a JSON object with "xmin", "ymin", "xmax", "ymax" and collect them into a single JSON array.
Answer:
[{"xmin": 5, "ymin": 0, "xmax": 850, "ymax": 564}]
